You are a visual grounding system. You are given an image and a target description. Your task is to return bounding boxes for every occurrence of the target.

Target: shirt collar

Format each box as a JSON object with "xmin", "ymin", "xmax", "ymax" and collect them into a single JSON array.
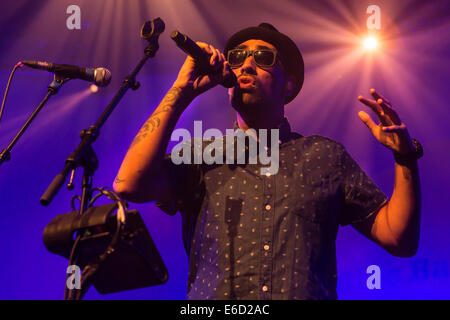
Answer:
[{"xmin": 233, "ymin": 117, "xmax": 292, "ymax": 144}]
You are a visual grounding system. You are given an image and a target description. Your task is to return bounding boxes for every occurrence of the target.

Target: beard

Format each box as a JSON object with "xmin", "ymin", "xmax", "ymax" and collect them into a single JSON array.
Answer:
[{"xmin": 230, "ymin": 86, "xmax": 266, "ymax": 113}]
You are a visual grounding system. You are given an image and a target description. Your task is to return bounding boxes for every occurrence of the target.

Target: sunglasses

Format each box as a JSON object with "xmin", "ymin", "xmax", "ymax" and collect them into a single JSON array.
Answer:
[{"xmin": 227, "ymin": 49, "xmax": 278, "ymax": 68}]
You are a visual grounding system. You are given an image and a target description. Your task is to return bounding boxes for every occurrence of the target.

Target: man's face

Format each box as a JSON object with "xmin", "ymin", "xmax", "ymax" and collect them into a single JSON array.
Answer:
[{"xmin": 228, "ymin": 39, "xmax": 288, "ymax": 113}]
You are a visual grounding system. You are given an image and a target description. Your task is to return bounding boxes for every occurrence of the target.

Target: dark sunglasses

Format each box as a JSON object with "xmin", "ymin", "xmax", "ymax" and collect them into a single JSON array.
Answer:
[{"xmin": 227, "ymin": 49, "xmax": 278, "ymax": 68}]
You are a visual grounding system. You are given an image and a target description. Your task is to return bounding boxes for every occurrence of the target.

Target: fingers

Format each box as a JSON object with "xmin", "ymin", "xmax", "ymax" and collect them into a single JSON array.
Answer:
[
  {"xmin": 358, "ymin": 88, "xmax": 404, "ymax": 126},
  {"xmin": 196, "ymin": 42, "xmax": 225, "ymax": 71},
  {"xmin": 381, "ymin": 123, "xmax": 407, "ymax": 133},
  {"xmin": 358, "ymin": 95, "xmax": 391, "ymax": 126},
  {"xmin": 370, "ymin": 88, "xmax": 402, "ymax": 125},
  {"xmin": 377, "ymin": 98, "xmax": 401, "ymax": 125},
  {"xmin": 358, "ymin": 111, "xmax": 378, "ymax": 132},
  {"xmin": 214, "ymin": 48, "xmax": 224, "ymax": 71},
  {"xmin": 370, "ymin": 88, "xmax": 391, "ymax": 106},
  {"xmin": 195, "ymin": 41, "xmax": 211, "ymax": 52},
  {"xmin": 209, "ymin": 46, "xmax": 218, "ymax": 69},
  {"xmin": 358, "ymin": 95, "xmax": 384, "ymax": 115}
]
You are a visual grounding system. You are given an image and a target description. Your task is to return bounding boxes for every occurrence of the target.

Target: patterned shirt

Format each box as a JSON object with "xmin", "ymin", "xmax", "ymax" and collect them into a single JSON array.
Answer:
[{"xmin": 156, "ymin": 118, "xmax": 387, "ymax": 300}]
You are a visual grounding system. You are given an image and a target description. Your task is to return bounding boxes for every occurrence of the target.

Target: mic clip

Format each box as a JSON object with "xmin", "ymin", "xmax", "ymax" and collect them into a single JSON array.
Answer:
[
  {"xmin": 141, "ymin": 18, "xmax": 166, "ymax": 57},
  {"xmin": 48, "ymin": 73, "xmax": 69, "ymax": 94}
]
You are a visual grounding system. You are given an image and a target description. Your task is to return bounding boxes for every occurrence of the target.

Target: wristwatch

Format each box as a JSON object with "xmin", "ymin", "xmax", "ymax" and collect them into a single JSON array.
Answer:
[{"xmin": 394, "ymin": 138, "xmax": 423, "ymax": 165}]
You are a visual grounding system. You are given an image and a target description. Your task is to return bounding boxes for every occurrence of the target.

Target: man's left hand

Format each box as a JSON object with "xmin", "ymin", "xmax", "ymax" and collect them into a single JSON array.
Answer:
[{"xmin": 357, "ymin": 89, "xmax": 414, "ymax": 155}]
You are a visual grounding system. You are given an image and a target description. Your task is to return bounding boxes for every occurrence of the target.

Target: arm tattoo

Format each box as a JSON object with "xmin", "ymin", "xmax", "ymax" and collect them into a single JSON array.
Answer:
[
  {"xmin": 114, "ymin": 176, "xmax": 125, "ymax": 184},
  {"xmin": 401, "ymin": 166, "xmax": 412, "ymax": 180},
  {"xmin": 129, "ymin": 87, "xmax": 182, "ymax": 149}
]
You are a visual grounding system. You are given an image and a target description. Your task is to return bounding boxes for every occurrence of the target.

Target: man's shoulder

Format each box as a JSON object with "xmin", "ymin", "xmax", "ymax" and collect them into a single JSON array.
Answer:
[{"xmin": 292, "ymin": 133, "xmax": 345, "ymax": 151}]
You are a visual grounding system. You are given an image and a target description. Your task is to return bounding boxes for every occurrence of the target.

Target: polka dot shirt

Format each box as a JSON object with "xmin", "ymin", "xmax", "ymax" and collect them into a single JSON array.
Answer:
[{"xmin": 156, "ymin": 118, "xmax": 387, "ymax": 300}]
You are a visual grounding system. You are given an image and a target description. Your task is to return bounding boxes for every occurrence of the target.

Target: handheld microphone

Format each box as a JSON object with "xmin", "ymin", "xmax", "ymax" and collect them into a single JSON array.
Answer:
[
  {"xmin": 21, "ymin": 61, "xmax": 112, "ymax": 87},
  {"xmin": 170, "ymin": 31, "xmax": 237, "ymax": 88}
]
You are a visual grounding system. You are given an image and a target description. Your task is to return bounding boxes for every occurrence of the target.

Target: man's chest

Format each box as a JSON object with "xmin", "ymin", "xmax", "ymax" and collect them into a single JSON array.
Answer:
[{"xmin": 200, "ymin": 146, "xmax": 343, "ymax": 228}]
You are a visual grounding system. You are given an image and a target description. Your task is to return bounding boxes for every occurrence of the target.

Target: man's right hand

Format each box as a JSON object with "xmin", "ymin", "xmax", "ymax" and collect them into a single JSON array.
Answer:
[{"xmin": 173, "ymin": 42, "xmax": 232, "ymax": 99}]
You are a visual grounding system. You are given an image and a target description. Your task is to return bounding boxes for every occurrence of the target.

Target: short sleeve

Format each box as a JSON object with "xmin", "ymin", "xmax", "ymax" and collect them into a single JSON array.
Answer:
[
  {"xmin": 154, "ymin": 140, "xmax": 203, "ymax": 216},
  {"xmin": 337, "ymin": 144, "xmax": 388, "ymax": 226}
]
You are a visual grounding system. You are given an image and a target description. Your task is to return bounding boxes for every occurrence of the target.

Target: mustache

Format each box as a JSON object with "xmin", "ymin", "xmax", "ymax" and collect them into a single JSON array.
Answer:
[
  {"xmin": 238, "ymin": 73, "xmax": 257, "ymax": 80},
  {"xmin": 237, "ymin": 73, "xmax": 258, "ymax": 86}
]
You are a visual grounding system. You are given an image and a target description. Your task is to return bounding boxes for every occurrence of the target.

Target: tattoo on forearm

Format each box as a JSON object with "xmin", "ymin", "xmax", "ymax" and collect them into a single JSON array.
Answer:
[
  {"xmin": 129, "ymin": 87, "xmax": 182, "ymax": 149},
  {"xmin": 114, "ymin": 176, "xmax": 125, "ymax": 184},
  {"xmin": 401, "ymin": 166, "xmax": 412, "ymax": 180}
]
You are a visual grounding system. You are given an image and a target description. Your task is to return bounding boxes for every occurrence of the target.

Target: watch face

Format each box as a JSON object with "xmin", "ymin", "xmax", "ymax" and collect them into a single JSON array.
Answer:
[
  {"xmin": 412, "ymin": 139, "xmax": 423, "ymax": 158},
  {"xmin": 394, "ymin": 139, "xmax": 423, "ymax": 165}
]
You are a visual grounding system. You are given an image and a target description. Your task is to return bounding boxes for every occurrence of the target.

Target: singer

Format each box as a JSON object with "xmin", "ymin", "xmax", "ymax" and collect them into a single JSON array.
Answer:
[{"xmin": 113, "ymin": 23, "xmax": 421, "ymax": 299}]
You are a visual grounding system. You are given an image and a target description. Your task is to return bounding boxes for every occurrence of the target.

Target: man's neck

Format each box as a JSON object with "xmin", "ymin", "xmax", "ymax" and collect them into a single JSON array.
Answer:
[
  {"xmin": 236, "ymin": 111, "xmax": 284, "ymax": 131},
  {"xmin": 235, "ymin": 111, "xmax": 285, "ymax": 147}
]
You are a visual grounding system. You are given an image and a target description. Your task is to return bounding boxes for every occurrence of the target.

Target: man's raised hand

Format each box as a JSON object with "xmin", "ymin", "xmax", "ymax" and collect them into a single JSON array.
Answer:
[{"xmin": 358, "ymin": 88, "xmax": 414, "ymax": 155}]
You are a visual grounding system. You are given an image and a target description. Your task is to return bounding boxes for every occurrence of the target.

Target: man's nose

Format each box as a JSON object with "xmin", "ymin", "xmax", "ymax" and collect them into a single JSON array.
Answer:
[{"xmin": 239, "ymin": 55, "xmax": 257, "ymax": 74}]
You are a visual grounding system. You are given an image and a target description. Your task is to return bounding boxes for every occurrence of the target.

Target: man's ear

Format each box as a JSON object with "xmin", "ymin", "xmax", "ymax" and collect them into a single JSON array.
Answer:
[{"xmin": 284, "ymin": 75, "xmax": 295, "ymax": 98}]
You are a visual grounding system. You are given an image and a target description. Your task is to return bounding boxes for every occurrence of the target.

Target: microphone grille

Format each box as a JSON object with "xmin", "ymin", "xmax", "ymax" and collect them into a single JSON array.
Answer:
[{"xmin": 94, "ymin": 68, "xmax": 112, "ymax": 87}]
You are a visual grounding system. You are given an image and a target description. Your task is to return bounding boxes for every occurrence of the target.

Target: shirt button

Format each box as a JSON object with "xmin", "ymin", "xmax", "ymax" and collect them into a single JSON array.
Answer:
[
  {"xmin": 264, "ymin": 244, "xmax": 270, "ymax": 251},
  {"xmin": 265, "ymin": 204, "xmax": 271, "ymax": 211},
  {"xmin": 262, "ymin": 285, "xmax": 268, "ymax": 292}
]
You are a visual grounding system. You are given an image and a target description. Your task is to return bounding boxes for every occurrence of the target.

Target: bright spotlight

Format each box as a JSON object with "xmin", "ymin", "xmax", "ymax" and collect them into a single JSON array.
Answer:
[
  {"xmin": 363, "ymin": 36, "xmax": 378, "ymax": 50},
  {"xmin": 89, "ymin": 84, "xmax": 99, "ymax": 93}
]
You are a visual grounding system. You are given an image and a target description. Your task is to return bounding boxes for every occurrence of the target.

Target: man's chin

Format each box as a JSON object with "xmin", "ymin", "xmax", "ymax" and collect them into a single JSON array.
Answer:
[
  {"xmin": 231, "ymin": 90, "xmax": 260, "ymax": 108},
  {"xmin": 229, "ymin": 86, "xmax": 265, "ymax": 111},
  {"xmin": 241, "ymin": 91, "xmax": 261, "ymax": 104},
  {"xmin": 232, "ymin": 101, "xmax": 258, "ymax": 114}
]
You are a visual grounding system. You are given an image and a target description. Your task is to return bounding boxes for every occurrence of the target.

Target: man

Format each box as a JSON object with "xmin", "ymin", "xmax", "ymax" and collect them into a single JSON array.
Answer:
[{"xmin": 113, "ymin": 23, "xmax": 421, "ymax": 299}]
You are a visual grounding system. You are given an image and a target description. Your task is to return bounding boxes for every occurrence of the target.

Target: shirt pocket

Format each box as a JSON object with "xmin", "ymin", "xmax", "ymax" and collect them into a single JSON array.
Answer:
[{"xmin": 290, "ymin": 172, "xmax": 341, "ymax": 225}]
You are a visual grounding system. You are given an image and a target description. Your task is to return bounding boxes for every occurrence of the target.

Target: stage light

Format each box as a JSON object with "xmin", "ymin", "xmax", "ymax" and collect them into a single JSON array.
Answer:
[
  {"xmin": 89, "ymin": 84, "xmax": 99, "ymax": 93},
  {"xmin": 363, "ymin": 36, "xmax": 378, "ymax": 50}
]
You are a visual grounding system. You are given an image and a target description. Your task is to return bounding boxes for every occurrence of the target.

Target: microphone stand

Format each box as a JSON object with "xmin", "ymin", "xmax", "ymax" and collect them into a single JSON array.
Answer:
[
  {"xmin": 41, "ymin": 18, "xmax": 164, "ymax": 206},
  {"xmin": 40, "ymin": 18, "xmax": 165, "ymax": 300},
  {"xmin": 0, "ymin": 76, "xmax": 68, "ymax": 166}
]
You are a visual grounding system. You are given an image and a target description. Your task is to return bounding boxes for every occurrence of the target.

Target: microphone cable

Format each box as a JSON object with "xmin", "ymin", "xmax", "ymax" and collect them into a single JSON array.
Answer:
[{"xmin": 0, "ymin": 61, "xmax": 24, "ymax": 126}]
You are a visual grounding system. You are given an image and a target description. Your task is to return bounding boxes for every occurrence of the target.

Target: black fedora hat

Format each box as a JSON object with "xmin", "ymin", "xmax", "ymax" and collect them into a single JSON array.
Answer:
[{"xmin": 224, "ymin": 23, "xmax": 304, "ymax": 104}]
